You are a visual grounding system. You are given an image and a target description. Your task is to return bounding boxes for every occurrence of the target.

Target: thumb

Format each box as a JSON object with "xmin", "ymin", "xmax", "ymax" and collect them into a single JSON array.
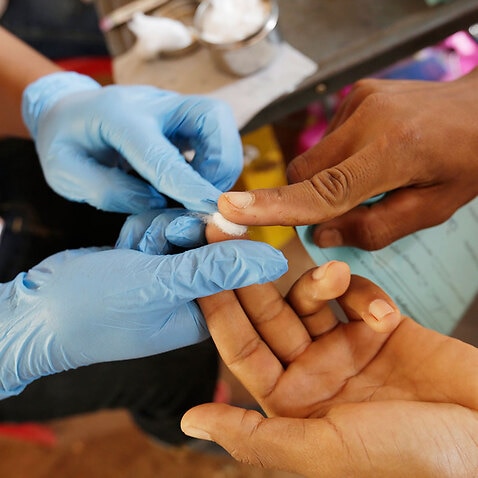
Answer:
[
  {"xmin": 181, "ymin": 403, "xmax": 342, "ymax": 477},
  {"xmin": 218, "ymin": 149, "xmax": 396, "ymax": 227},
  {"xmin": 217, "ymin": 177, "xmax": 368, "ymax": 227}
]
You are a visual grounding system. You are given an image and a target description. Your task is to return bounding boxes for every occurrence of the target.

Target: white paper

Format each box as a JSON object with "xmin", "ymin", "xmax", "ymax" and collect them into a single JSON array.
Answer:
[
  {"xmin": 298, "ymin": 197, "xmax": 478, "ymax": 334},
  {"xmin": 114, "ymin": 41, "xmax": 318, "ymax": 129}
]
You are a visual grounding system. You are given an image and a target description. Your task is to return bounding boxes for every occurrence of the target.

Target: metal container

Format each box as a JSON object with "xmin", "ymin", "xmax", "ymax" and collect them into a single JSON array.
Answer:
[{"xmin": 193, "ymin": 0, "xmax": 281, "ymax": 77}]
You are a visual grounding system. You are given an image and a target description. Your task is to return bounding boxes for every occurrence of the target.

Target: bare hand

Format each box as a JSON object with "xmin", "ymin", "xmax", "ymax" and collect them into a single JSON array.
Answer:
[
  {"xmin": 218, "ymin": 69, "xmax": 478, "ymax": 249},
  {"xmin": 182, "ymin": 260, "xmax": 478, "ymax": 477}
]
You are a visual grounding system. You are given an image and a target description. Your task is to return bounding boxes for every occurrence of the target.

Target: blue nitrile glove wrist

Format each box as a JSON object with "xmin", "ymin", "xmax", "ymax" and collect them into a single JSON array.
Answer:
[
  {"xmin": 21, "ymin": 71, "xmax": 243, "ymax": 214},
  {"xmin": 22, "ymin": 72, "xmax": 101, "ymax": 139},
  {"xmin": 0, "ymin": 244, "xmax": 287, "ymax": 399}
]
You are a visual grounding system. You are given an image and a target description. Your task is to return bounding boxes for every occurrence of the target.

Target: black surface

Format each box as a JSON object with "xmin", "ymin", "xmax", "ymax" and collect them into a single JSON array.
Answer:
[{"xmin": 244, "ymin": 0, "xmax": 478, "ymax": 131}]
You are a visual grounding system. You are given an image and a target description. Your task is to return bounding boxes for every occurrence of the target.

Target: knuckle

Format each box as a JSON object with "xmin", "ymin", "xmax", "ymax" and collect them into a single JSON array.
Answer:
[
  {"xmin": 188, "ymin": 97, "xmax": 236, "ymax": 137},
  {"xmin": 347, "ymin": 78, "xmax": 382, "ymax": 101},
  {"xmin": 286, "ymin": 156, "xmax": 305, "ymax": 184},
  {"xmin": 309, "ymin": 166, "xmax": 354, "ymax": 211},
  {"xmin": 252, "ymin": 295, "xmax": 288, "ymax": 326},
  {"xmin": 229, "ymin": 410, "xmax": 269, "ymax": 467},
  {"xmin": 193, "ymin": 95, "xmax": 232, "ymax": 116},
  {"xmin": 359, "ymin": 90, "xmax": 391, "ymax": 115},
  {"xmin": 286, "ymin": 147, "xmax": 320, "ymax": 184},
  {"xmin": 101, "ymin": 85, "xmax": 130, "ymax": 106},
  {"xmin": 358, "ymin": 94, "xmax": 417, "ymax": 143},
  {"xmin": 351, "ymin": 208, "xmax": 399, "ymax": 250},
  {"xmin": 228, "ymin": 336, "xmax": 264, "ymax": 368},
  {"xmin": 354, "ymin": 221, "xmax": 391, "ymax": 250}
]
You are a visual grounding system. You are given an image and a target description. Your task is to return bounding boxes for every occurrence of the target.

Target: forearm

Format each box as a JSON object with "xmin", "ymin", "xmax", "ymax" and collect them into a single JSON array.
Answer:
[{"xmin": 0, "ymin": 27, "xmax": 62, "ymax": 138}]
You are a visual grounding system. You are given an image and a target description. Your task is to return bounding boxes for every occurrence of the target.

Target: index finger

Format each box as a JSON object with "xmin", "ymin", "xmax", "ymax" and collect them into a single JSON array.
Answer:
[
  {"xmin": 107, "ymin": 119, "xmax": 224, "ymax": 213},
  {"xmin": 204, "ymin": 222, "xmax": 311, "ymax": 365},
  {"xmin": 218, "ymin": 145, "xmax": 403, "ymax": 226},
  {"xmin": 198, "ymin": 291, "xmax": 285, "ymax": 406}
]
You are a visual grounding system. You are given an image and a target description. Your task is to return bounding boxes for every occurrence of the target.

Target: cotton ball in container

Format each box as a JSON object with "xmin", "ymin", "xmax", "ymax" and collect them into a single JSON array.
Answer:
[
  {"xmin": 194, "ymin": 0, "xmax": 281, "ymax": 76},
  {"xmin": 201, "ymin": 0, "xmax": 268, "ymax": 43},
  {"xmin": 128, "ymin": 12, "xmax": 194, "ymax": 61}
]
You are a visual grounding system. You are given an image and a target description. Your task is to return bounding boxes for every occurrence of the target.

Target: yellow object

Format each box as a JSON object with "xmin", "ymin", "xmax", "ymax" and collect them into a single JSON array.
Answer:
[{"xmin": 238, "ymin": 125, "xmax": 296, "ymax": 249}]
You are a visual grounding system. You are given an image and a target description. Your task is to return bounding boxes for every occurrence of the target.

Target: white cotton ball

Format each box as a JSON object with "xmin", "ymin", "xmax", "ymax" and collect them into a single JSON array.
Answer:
[
  {"xmin": 201, "ymin": 0, "xmax": 266, "ymax": 43},
  {"xmin": 128, "ymin": 12, "xmax": 194, "ymax": 60},
  {"xmin": 207, "ymin": 212, "xmax": 248, "ymax": 236}
]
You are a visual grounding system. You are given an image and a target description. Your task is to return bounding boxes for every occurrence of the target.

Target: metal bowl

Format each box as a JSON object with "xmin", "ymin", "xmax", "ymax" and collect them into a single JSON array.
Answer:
[{"xmin": 193, "ymin": 0, "xmax": 281, "ymax": 77}]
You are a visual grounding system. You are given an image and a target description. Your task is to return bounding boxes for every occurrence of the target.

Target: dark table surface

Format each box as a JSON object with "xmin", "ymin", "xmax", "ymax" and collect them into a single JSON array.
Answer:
[
  {"xmin": 99, "ymin": 0, "xmax": 478, "ymax": 129},
  {"xmin": 245, "ymin": 0, "xmax": 478, "ymax": 130}
]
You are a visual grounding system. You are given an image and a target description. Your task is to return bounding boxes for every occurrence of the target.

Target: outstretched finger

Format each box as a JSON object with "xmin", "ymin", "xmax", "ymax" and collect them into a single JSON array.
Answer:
[
  {"xmin": 198, "ymin": 291, "xmax": 284, "ymax": 408},
  {"xmin": 205, "ymin": 222, "xmax": 311, "ymax": 365},
  {"xmin": 337, "ymin": 274, "xmax": 402, "ymax": 334},
  {"xmin": 181, "ymin": 402, "xmax": 346, "ymax": 478}
]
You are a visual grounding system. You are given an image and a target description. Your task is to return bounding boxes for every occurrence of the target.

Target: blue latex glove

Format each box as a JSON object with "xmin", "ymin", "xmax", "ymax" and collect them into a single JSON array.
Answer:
[
  {"xmin": 116, "ymin": 208, "xmax": 207, "ymax": 253},
  {"xmin": 22, "ymin": 71, "xmax": 243, "ymax": 214},
  {"xmin": 0, "ymin": 243, "xmax": 287, "ymax": 399}
]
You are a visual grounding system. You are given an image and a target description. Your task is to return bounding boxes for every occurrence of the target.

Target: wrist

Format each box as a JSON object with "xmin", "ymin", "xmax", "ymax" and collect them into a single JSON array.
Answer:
[
  {"xmin": 0, "ymin": 275, "xmax": 60, "ymax": 399},
  {"xmin": 21, "ymin": 71, "xmax": 101, "ymax": 139}
]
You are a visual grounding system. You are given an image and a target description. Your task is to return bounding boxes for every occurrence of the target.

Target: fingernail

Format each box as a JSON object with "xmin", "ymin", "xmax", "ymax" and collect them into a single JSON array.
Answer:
[
  {"xmin": 311, "ymin": 261, "xmax": 336, "ymax": 281},
  {"xmin": 316, "ymin": 229, "xmax": 343, "ymax": 248},
  {"xmin": 224, "ymin": 192, "xmax": 254, "ymax": 209},
  {"xmin": 181, "ymin": 425, "xmax": 212, "ymax": 441},
  {"xmin": 369, "ymin": 299, "xmax": 395, "ymax": 321}
]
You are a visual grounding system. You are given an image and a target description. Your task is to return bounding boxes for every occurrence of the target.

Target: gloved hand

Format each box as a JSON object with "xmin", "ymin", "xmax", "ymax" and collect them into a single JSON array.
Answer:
[
  {"xmin": 0, "ymin": 243, "xmax": 287, "ymax": 399},
  {"xmin": 116, "ymin": 208, "xmax": 208, "ymax": 253},
  {"xmin": 22, "ymin": 71, "xmax": 242, "ymax": 214}
]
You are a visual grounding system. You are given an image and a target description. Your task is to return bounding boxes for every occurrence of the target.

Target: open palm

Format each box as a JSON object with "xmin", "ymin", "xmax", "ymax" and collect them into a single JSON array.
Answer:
[{"xmin": 184, "ymin": 260, "xmax": 478, "ymax": 477}]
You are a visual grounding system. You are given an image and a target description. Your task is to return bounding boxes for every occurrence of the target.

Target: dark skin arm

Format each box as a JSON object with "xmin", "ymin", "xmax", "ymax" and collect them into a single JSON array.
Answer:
[{"xmin": 218, "ymin": 68, "xmax": 478, "ymax": 250}]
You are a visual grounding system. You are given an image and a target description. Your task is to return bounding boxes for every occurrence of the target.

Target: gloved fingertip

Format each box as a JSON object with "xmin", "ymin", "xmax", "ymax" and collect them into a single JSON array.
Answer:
[
  {"xmin": 116, "ymin": 210, "xmax": 162, "ymax": 250},
  {"xmin": 259, "ymin": 249, "xmax": 289, "ymax": 283},
  {"xmin": 166, "ymin": 216, "xmax": 206, "ymax": 248},
  {"xmin": 138, "ymin": 231, "xmax": 172, "ymax": 255},
  {"xmin": 246, "ymin": 243, "xmax": 289, "ymax": 283}
]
